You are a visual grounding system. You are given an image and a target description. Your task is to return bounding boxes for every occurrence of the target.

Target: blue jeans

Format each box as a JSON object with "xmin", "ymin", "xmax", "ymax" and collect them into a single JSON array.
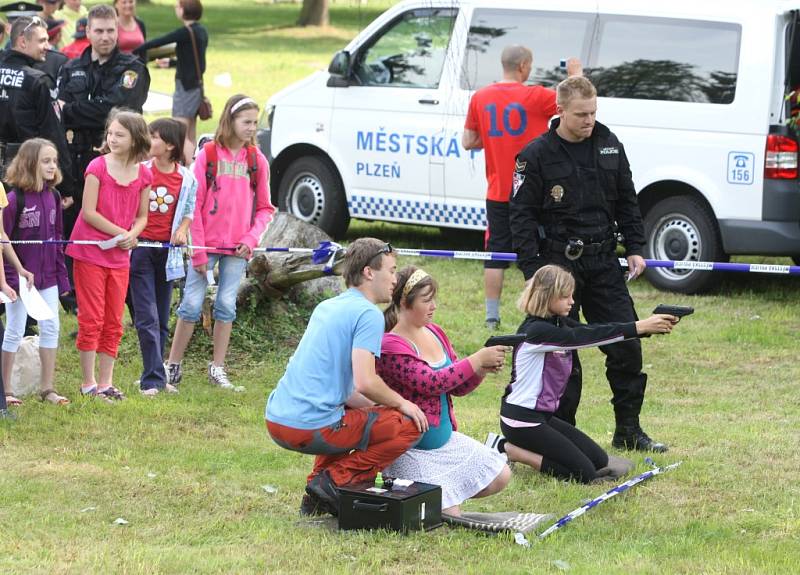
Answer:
[
  {"xmin": 177, "ymin": 253, "xmax": 247, "ymax": 323},
  {"xmin": 130, "ymin": 247, "xmax": 173, "ymax": 390}
]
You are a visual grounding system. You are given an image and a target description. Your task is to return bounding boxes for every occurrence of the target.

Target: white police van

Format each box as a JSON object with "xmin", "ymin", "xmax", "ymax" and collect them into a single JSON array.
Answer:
[{"xmin": 259, "ymin": 0, "xmax": 800, "ymax": 293}]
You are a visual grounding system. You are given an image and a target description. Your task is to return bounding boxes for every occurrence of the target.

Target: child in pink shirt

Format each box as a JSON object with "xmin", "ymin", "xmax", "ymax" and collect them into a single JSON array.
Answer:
[
  {"xmin": 165, "ymin": 94, "xmax": 275, "ymax": 392},
  {"xmin": 66, "ymin": 110, "xmax": 152, "ymax": 401}
]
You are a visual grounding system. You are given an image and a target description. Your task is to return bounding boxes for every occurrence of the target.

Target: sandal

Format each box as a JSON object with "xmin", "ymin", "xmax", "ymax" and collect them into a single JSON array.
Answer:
[
  {"xmin": 5, "ymin": 395, "xmax": 23, "ymax": 406},
  {"xmin": 97, "ymin": 386, "xmax": 125, "ymax": 401},
  {"xmin": 40, "ymin": 390, "xmax": 70, "ymax": 405}
]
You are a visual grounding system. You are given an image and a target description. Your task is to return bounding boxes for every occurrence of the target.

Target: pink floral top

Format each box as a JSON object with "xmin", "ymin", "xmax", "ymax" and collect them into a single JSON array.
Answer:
[{"xmin": 377, "ymin": 323, "xmax": 483, "ymax": 429}]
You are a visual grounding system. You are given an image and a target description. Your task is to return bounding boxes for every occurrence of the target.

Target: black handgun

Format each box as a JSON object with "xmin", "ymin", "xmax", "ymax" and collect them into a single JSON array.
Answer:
[
  {"xmin": 652, "ymin": 304, "xmax": 694, "ymax": 318},
  {"xmin": 484, "ymin": 334, "xmax": 526, "ymax": 348}
]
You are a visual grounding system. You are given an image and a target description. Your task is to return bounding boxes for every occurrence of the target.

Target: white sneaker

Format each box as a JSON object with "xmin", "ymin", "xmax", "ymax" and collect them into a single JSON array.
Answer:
[
  {"xmin": 208, "ymin": 363, "xmax": 245, "ymax": 392},
  {"xmin": 484, "ymin": 432, "xmax": 504, "ymax": 452}
]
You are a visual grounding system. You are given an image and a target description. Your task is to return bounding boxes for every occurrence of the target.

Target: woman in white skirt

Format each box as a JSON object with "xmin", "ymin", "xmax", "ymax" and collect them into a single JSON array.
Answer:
[{"xmin": 376, "ymin": 266, "xmax": 511, "ymax": 516}]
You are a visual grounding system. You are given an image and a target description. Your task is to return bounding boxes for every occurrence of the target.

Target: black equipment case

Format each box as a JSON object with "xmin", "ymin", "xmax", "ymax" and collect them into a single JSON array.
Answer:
[{"xmin": 337, "ymin": 481, "xmax": 442, "ymax": 532}]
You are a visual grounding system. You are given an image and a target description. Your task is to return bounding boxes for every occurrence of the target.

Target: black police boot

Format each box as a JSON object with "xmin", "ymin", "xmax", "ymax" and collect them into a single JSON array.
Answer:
[{"xmin": 612, "ymin": 418, "xmax": 668, "ymax": 453}]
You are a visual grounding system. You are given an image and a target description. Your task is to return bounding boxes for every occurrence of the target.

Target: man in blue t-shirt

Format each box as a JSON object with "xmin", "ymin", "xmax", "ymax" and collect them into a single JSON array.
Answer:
[{"xmin": 266, "ymin": 237, "xmax": 427, "ymax": 517}]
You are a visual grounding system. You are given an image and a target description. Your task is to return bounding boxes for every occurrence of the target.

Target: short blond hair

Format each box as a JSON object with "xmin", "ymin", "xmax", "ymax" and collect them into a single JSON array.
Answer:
[
  {"xmin": 517, "ymin": 265, "xmax": 575, "ymax": 318},
  {"xmin": 557, "ymin": 76, "xmax": 597, "ymax": 108}
]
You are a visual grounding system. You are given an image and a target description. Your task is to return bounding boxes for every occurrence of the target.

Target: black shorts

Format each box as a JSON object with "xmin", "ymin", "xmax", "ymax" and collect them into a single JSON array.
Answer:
[{"xmin": 484, "ymin": 199, "xmax": 512, "ymax": 269}]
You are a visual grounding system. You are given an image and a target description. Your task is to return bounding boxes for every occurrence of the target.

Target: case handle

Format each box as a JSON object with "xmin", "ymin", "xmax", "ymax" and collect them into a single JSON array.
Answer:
[{"xmin": 353, "ymin": 500, "xmax": 388, "ymax": 512}]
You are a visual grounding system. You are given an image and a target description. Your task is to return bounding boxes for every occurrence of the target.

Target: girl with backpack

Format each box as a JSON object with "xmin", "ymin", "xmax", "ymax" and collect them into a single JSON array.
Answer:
[
  {"xmin": 165, "ymin": 94, "xmax": 275, "ymax": 392},
  {"xmin": 66, "ymin": 110, "xmax": 152, "ymax": 402},
  {"xmin": 130, "ymin": 118, "xmax": 196, "ymax": 396},
  {"xmin": 1, "ymin": 138, "xmax": 71, "ymax": 407}
]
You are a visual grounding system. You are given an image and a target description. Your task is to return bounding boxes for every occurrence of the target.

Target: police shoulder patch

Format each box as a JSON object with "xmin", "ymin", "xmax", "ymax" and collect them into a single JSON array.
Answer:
[
  {"xmin": 512, "ymin": 171, "xmax": 526, "ymax": 196},
  {"xmin": 121, "ymin": 70, "xmax": 138, "ymax": 89}
]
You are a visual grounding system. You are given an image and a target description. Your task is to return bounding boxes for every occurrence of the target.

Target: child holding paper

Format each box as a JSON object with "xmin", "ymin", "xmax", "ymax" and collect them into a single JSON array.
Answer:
[
  {"xmin": 1, "ymin": 139, "xmax": 71, "ymax": 406},
  {"xmin": 66, "ymin": 110, "xmax": 152, "ymax": 401}
]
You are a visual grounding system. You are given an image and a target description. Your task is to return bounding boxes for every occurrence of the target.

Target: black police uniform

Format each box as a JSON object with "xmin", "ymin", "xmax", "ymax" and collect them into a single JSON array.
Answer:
[
  {"xmin": 510, "ymin": 118, "xmax": 666, "ymax": 452},
  {"xmin": 57, "ymin": 46, "xmax": 149, "ymax": 222},
  {"xmin": 35, "ymin": 48, "xmax": 68, "ymax": 90},
  {"xmin": 0, "ymin": 49, "xmax": 74, "ymax": 196}
]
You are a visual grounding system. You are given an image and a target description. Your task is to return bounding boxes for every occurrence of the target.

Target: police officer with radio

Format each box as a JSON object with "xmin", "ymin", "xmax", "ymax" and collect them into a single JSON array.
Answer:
[
  {"xmin": 510, "ymin": 76, "xmax": 667, "ymax": 453},
  {"xmin": 0, "ymin": 13, "xmax": 74, "ymax": 197},
  {"xmin": 57, "ymin": 3, "xmax": 149, "ymax": 228}
]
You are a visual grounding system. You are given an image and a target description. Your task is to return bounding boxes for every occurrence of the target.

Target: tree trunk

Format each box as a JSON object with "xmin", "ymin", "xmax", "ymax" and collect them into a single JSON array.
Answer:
[{"xmin": 297, "ymin": 0, "xmax": 329, "ymax": 26}]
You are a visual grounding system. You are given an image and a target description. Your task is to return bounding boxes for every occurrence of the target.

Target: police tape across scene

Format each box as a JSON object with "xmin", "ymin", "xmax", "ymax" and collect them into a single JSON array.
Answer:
[{"xmin": 0, "ymin": 239, "xmax": 798, "ymax": 275}]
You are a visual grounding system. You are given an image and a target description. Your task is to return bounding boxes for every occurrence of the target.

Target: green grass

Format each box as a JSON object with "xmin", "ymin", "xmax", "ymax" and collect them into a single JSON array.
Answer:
[{"xmin": 2, "ymin": 2, "xmax": 800, "ymax": 573}]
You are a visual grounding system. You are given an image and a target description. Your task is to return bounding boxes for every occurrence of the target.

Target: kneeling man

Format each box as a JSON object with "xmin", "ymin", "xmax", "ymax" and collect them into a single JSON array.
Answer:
[{"xmin": 266, "ymin": 238, "xmax": 427, "ymax": 516}]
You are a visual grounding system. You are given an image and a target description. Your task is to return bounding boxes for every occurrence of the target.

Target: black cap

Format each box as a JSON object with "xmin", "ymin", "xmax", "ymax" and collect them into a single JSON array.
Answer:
[
  {"xmin": 74, "ymin": 16, "xmax": 87, "ymax": 39},
  {"xmin": 0, "ymin": 2, "xmax": 43, "ymax": 21}
]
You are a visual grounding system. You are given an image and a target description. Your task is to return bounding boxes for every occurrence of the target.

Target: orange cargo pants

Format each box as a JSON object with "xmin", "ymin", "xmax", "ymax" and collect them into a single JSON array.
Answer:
[{"xmin": 267, "ymin": 406, "xmax": 420, "ymax": 486}]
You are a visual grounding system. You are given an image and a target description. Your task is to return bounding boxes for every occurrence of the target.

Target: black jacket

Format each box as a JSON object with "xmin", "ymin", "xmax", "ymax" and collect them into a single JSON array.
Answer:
[
  {"xmin": 510, "ymin": 119, "xmax": 645, "ymax": 279},
  {"xmin": 133, "ymin": 23, "xmax": 207, "ymax": 90},
  {"xmin": 57, "ymin": 47, "xmax": 150, "ymax": 148},
  {"xmin": 0, "ymin": 50, "xmax": 74, "ymax": 197}
]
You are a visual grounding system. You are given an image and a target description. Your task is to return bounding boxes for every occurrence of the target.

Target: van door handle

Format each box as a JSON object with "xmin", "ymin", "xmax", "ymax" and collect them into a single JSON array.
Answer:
[{"xmin": 418, "ymin": 98, "xmax": 439, "ymax": 105}]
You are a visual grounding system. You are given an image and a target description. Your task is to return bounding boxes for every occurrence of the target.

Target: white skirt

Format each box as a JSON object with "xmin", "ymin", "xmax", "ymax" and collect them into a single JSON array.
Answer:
[{"xmin": 384, "ymin": 431, "xmax": 507, "ymax": 509}]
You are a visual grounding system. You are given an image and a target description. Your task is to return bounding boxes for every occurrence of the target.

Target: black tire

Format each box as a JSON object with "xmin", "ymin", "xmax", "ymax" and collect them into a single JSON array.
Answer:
[
  {"xmin": 278, "ymin": 156, "xmax": 350, "ymax": 239},
  {"xmin": 643, "ymin": 196, "xmax": 727, "ymax": 294}
]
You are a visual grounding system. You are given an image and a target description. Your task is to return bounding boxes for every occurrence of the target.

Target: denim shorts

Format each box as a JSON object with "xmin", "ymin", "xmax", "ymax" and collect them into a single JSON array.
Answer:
[{"xmin": 176, "ymin": 253, "xmax": 247, "ymax": 323}]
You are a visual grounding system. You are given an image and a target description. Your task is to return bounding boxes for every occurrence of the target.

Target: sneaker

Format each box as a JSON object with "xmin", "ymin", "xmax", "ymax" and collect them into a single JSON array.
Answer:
[
  {"xmin": 165, "ymin": 383, "xmax": 179, "ymax": 394},
  {"xmin": 484, "ymin": 432, "xmax": 504, "ymax": 452},
  {"xmin": 305, "ymin": 470, "xmax": 340, "ymax": 517},
  {"xmin": 140, "ymin": 387, "xmax": 159, "ymax": 397},
  {"xmin": 0, "ymin": 408, "xmax": 17, "ymax": 421},
  {"xmin": 208, "ymin": 363, "xmax": 245, "ymax": 392},
  {"xmin": 485, "ymin": 318, "xmax": 501, "ymax": 331},
  {"xmin": 165, "ymin": 362, "xmax": 183, "ymax": 386}
]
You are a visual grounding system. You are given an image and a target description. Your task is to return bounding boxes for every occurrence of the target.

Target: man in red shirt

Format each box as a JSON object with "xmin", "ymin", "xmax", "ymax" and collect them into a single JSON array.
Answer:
[{"xmin": 463, "ymin": 45, "xmax": 581, "ymax": 329}]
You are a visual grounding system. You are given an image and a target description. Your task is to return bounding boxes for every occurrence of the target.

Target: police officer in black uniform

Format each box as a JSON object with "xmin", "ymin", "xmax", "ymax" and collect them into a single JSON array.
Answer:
[
  {"xmin": 0, "ymin": 13, "xmax": 74, "ymax": 197},
  {"xmin": 57, "ymin": 2, "xmax": 149, "ymax": 228},
  {"xmin": 510, "ymin": 76, "xmax": 667, "ymax": 453}
]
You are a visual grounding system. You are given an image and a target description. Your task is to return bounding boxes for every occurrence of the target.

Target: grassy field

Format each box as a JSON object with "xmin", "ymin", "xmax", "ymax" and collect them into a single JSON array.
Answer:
[{"xmin": 1, "ymin": 1, "xmax": 800, "ymax": 573}]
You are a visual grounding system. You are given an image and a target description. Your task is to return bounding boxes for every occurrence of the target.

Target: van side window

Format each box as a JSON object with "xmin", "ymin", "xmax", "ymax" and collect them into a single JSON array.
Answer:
[
  {"xmin": 352, "ymin": 9, "xmax": 457, "ymax": 89},
  {"xmin": 591, "ymin": 16, "xmax": 741, "ymax": 104},
  {"xmin": 461, "ymin": 9, "xmax": 593, "ymax": 90}
]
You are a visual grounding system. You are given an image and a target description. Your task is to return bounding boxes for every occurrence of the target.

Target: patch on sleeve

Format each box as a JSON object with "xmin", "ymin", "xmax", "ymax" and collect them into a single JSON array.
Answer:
[
  {"xmin": 515, "ymin": 159, "xmax": 527, "ymax": 173},
  {"xmin": 512, "ymin": 171, "xmax": 526, "ymax": 196},
  {"xmin": 121, "ymin": 70, "xmax": 138, "ymax": 89}
]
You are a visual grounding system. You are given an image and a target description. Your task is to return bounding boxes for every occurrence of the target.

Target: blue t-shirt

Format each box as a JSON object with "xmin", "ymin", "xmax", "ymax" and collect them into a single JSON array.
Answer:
[{"xmin": 265, "ymin": 288, "xmax": 384, "ymax": 429}]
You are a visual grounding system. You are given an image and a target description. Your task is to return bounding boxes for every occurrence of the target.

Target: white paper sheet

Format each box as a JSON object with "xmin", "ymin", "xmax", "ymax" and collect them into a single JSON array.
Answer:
[
  {"xmin": 98, "ymin": 234, "xmax": 125, "ymax": 250},
  {"xmin": 0, "ymin": 291, "xmax": 11, "ymax": 304},
  {"xmin": 18, "ymin": 274, "xmax": 55, "ymax": 321}
]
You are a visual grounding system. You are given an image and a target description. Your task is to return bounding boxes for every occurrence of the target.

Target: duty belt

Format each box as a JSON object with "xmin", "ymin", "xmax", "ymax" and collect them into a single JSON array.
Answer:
[{"xmin": 544, "ymin": 237, "xmax": 617, "ymax": 260}]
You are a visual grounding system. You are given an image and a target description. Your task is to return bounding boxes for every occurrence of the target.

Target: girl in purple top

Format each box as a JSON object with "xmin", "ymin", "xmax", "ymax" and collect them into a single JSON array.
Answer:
[
  {"xmin": 492, "ymin": 265, "xmax": 677, "ymax": 483},
  {"xmin": 1, "ymin": 139, "xmax": 71, "ymax": 406}
]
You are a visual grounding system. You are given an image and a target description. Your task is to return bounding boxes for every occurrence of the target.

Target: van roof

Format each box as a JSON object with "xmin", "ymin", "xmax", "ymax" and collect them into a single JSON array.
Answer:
[{"xmin": 415, "ymin": 0, "xmax": 800, "ymax": 19}]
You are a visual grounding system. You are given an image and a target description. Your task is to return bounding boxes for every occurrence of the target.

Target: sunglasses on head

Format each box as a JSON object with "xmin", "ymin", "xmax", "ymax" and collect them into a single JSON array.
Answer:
[
  {"xmin": 369, "ymin": 242, "xmax": 393, "ymax": 261},
  {"xmin": 22, "ymin": 16, "xmax": 46, "ymax": 34}
]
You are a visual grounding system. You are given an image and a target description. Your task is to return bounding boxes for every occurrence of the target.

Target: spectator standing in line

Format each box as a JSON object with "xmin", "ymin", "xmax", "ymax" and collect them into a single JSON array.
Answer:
[
  {"xmin": 54, "ymin": 0, "xmax": 87, "ymax": 49},
  {"xmin": 113, "ymin": 0, "xmax": 144, "ymax": 54},
  {"xmin": 61, "ymin": 16, "xmax": 88, "ymax": 59},
  {"xmin": 463, "ymin": 45, "xmax": 581, "ymax": 330},
  {"xmin": 57, "ymin": 3, "xmax": 150, "ymax": 311},
  {"xmin": 134, "ymin": 0, "xmax": 207, "ymax": 165}
]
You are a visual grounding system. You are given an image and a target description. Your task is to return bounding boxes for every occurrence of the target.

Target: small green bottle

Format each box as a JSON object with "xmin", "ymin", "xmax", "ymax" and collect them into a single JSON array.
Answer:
[{"xmin": 375, "ymin": 472, "xmax": 384, "ymax": 487}]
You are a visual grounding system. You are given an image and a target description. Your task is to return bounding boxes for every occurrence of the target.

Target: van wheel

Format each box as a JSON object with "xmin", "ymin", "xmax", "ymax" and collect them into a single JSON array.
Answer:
[
  {"xmin": 278, "ymin": 156, "xmax": 350, "ymax": 239},
  {"xmin": 643, "ymin": 196, "xmax": 727, "ymax": 294}
]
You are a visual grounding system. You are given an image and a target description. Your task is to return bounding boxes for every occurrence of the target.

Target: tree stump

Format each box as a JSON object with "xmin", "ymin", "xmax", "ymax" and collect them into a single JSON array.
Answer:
[{"xmin": 201, "ymin": 214, "xmax": 344, "ymax": 332}]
